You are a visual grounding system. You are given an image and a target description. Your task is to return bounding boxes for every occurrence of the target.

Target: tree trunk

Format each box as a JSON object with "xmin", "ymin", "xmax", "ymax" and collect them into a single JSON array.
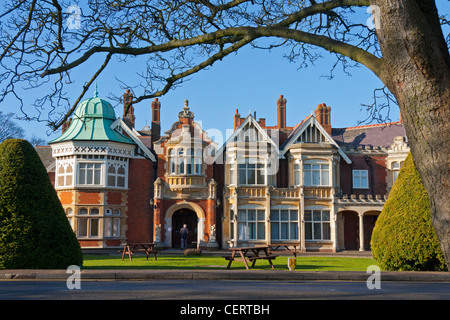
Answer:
[{"xmin": 373, "ymin": 0, "xmax": 450, "ymax": 268}]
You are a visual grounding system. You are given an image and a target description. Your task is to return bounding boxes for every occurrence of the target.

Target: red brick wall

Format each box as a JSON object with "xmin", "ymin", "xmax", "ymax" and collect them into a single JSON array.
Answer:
[
  {"xmin": 126, "ymin": 158, "xmax": 154, "ymax": 243},
  {"xmin": 107, "ymin": 191, "xmax": 123, "ymax": 205},
  {"xmin": 339, "ymin": 154, "xmax": 387, "ymax": 196},
  {"xmin": 78, "ymin": 191, "xmax": 101, "ymax": 204}
]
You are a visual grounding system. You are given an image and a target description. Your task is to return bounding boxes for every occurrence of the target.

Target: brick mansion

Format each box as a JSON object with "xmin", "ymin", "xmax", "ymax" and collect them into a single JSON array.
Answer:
[{"xmin": 37, "ymin": 89, "xmax": 409, "ymax": 252}]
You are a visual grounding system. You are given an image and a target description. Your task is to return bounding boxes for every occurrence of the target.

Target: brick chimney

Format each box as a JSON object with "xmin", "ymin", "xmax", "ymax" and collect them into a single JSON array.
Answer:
[
  {"xmin": 151, "ymin": 98, "xmax": 161, "ymax": 143},
  {"xmin": 233, "ymin": 109, "xmax": 242, "ymax": 131},
  {"xmin": 277, "ymin": 95, "xmax": 286, "ymax": 129},
  {"xmin": 314, "ymin": 103, "xmax": 332, "ymax": 135},
  {"xmin": 123, "ymin": 89, "xmax": 135, "ymax": 128},
  {"xmin": 62, "ymin": 118, "xmax": 72, "ymax": 134}
]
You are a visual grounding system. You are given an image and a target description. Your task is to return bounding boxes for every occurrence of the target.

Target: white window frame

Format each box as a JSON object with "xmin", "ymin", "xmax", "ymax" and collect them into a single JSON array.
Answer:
[
  {"xmin": 304, "ymin": 209, "xmax": 331, "ymax": 241},
  {"xmin": 106, "ymin": 162, "xmax": 127, "ymax": 188},
  {"xmin": 238, "ymin": 209, "xmax": 265, "ymax": 240},
  {"xmin": 168, "ymin": 147, "xmax": 202, "ymax": 175},
  {"xmin": 56, "ymin": 160, "xmax": 74, "ymax": 188},
  {"xmin": 77, "ymin": 207, "xmax": 100, "ymax": 238},
  {"xmin": 77, "ymin": 162, "xmax": 103, "ymax": 186},
  {"xmin": 353, "ymin": 169, "xmax": 369, "ymax": 189},
  {"xmin": 270, "ymin": 209, "xmax": 299, "ymax": 241},
  {"xmin": 238, "ymin": 158, "xmax": 265, "ymax": 185},
  {"xmin": 104, "ymin": 208, "xmax": 121, "ymax": 238},
  {"xmin": 391, "ymin": 162, "xmax": 403, "ymax": 184}
]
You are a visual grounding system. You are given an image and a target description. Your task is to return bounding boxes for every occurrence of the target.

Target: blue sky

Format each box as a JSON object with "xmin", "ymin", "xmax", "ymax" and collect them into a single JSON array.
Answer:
[{"xmin": 10, "ymin": 1, "xmax": 449, "ymax": 144}]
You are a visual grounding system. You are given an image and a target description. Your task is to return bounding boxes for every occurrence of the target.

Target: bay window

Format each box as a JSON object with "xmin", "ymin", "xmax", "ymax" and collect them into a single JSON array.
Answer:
[
  {"xmin": 303, "ymin": 161, "xmax": 330, "ymax": 186},
  {"xmin": 304, "ymin": 209, "xmax": 330, "ymax": 240},
  {"xmin": 238, "ymin": 158, "xmax": 265, "ymax": 185},
  {"xmin": 168, "ymin": 147, "xmax": 202, "ymax": 175},
  {"xmin": 238, "ymin": 209, "xmax": 265, "ymax": 240},
  {"xmin": 270, "ymin": 209, "xmax": 299, "ymax": 241},
  {"xmin": 78, "ymin": 163, "xmax": 102, "ymax": 185},
  {"xmin": 107, "ymin": 163, "xmax": 126, "ymax": 188}
]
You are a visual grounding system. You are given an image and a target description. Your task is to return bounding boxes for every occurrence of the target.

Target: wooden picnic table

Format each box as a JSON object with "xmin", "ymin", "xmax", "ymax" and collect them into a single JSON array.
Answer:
[
  {"xmin": 121, "ymin": 242, "xmax": 158, "ymax": 261},
  {"xmin": 224, "ymin": 245, "xmax": 278, "ymax": 270},
  {"xmin": 269, "ymin": 243, "xmax": 301, "ymax": 258}
]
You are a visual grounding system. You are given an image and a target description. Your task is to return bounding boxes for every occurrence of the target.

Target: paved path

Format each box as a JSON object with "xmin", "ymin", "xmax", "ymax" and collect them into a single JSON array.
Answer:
[{"xmin": 1, "ymin": 268, "xmax": 449, "ymax": 282}]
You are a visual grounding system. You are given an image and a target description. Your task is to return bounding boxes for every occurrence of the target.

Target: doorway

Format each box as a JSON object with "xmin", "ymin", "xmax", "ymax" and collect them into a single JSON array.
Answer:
[
  {"xmin": 172, "ymin": 209, "xmax": 198, "ymax": 248},
  {"xmin": 363, "ymin": 214, "xmax": 379, "ymax": 250},
  {"xmin": 343, "ymin": 212, "xmax": 359, "ymax": 250}
]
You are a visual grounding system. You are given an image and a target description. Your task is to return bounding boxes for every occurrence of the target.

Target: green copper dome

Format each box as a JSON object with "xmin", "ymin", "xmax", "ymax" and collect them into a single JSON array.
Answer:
[{"xmin": 49, "ymin": 89, "xmax": 133, "ymax": 144}]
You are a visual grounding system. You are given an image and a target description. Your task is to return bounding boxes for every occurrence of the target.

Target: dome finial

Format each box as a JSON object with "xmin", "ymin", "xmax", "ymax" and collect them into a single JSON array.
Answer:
[{"xmin": 94, "ymin": 82, "xmax": 98, "ymax": 97}]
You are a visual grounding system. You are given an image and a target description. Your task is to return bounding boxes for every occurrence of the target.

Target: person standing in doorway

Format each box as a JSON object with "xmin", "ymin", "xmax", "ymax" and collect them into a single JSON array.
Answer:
[{"xmin": 180, "ymin": 224, "xmax": 188, "ymax": 250}]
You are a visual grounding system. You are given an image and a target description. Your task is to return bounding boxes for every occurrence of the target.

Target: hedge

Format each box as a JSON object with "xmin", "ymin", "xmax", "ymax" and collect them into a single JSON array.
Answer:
[
  {"xmin": 371, "ymin": 153, "xmax": 447, "ymax": 271},
  {"xmin": 0, "ymin": 139, "xmax": 83, "ymax": 269}
]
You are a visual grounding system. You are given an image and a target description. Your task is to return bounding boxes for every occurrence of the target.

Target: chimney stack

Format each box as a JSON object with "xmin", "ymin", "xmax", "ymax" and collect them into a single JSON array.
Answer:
[
  {"xmin": 314, "ymin": 103, "xmax": 332, "ymax": 135},
  {"xmin": 151, "ymin": 98, "xmax": 161, "ymax": 143},
  {"xmin": 277, "ymin": 95, "xmax": 286, "ymax": 129},
  {"xmin": 62, "ymin": 118, "xmax": 72, "ymax": 134},
  {"xmin": 123, "ymin": 89, "xmax": 135, "ymax": 128},
  {"xmin": 233, "ymin": 109, "xmax": 241, "ymax": 131}
]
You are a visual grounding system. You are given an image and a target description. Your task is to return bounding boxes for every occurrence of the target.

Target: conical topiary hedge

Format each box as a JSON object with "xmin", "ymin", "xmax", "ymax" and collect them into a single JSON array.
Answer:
[
  {"xmin": 0, "ymin": 139, "xmax": 82, "ymax": 269},
  {"xmin": 371, "ymin": 153, "xmax": 447, "ymax": 271}
]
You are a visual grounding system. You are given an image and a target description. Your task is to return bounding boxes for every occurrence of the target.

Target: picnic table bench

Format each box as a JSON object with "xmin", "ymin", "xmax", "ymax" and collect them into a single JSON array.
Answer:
[
  {"xmin": 269, "ymin": 243, "xmax": 301, "ymax": 258},
  {"xmin": 120, "ymin": 242, "xmax": 158, "ymax": 261},
  {"xmin": 223, "ymin": 246, "xmax": 278, "ymax": 270}
]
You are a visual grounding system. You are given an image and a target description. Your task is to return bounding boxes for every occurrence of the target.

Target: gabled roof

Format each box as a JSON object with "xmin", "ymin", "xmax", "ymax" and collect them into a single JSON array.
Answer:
[
  {"xmin": 281, "ymin": 115, "xmax": 352, "ymax": 164},
  {"xmin": 110, "ymin": 118, "xmax": 156, "ymax": 162},
  {"xmin": 214, "ymin": 114, "xmax": 280, "ymax": 162}
]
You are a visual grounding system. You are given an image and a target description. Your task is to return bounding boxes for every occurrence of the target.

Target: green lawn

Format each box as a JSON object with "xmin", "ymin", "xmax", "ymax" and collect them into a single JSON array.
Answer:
[{"xmin": 82, "ymin": 254, "xmax": 379, "ymax": 271}]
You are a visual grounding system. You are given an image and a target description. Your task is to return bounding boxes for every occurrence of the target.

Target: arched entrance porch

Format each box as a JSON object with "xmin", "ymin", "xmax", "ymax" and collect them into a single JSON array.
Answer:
[
  {"xmin": 164, "ymin": 202, "xmax": 205, "ymax": 248},
  {"xmin": 338, "ymin": 210, "xmax": 381, "ymax": 251},
  {"xmin": 172, "ymin": 209, "xmax": 197, "ymax": 248}
]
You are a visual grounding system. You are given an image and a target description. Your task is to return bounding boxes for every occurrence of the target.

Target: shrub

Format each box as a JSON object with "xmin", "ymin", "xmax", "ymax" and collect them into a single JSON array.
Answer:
[
  {"xmin": 0, "ymin": 139, "xmax": 83, "ymax": 269},
  {"xmin": 371, "ymin": 153, "xmax": 447, "ymax": 271}
]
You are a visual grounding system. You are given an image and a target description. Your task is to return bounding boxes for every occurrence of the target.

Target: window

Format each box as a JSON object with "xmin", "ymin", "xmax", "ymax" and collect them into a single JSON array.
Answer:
[
  {"xmin": 104, "ymin": 208, "xmax": 121, "ymax": 237},
  {"xmin": 78, "ymin": 163, "xmax": 102, "ymax": 185},
  {"xmin": 195, "ymin": 149, "xmax": 202, "ymax": 175},
  {"xmin": 107, "ymin": 163, "xmax": 126, "ymax": 188},
  {"xmin": 77, "ymin": 208, "xmax": 100, "ymax": 238},
  {"xmin": 66, "ymin": 208, "xmax": 74, "ymax": 230},
  {"xmin": 230, "ymin": 209, "xmax": 235, "ymax": 240},
  {"xmin": 178, "ymin": 148, "xmax": 185, "ymax": 174},
  {"xmin": 353, "ymin": 170, "xmax": 369, "ymax": 188},
  {"xmin": 294, "ymin": 164, "xmax": 301, "ymax": 186},
  {"xmin": 238, "ymin": 159, "xmax": 265, "ymax": 185},
  {"xmin": 304, "ymin": 209, "xmax": 330, "ymax": 240},
  {"xmin": 57, "ymin": 163, "xmax": 73, "ymax": 187},
  {"xmin": 186, "ymin": 149, "xmax": 194, "ymax": 174},
  {"xmin": 270, "ymin": 209, "xmax": 298, "ymax": 240},
  {"xmin": 392, "ymin": 162, "xmax": 403, "ymax": 183},
  {"xmin": 168, "ymin": 149, "xmax": 176, "ymax": 174},
  {"xmin": 169, "ymin": 148, "xmax": 202, "ymax": 175},
  {"xmin": 238, "ymin": 209, "xmax": 265, "ymax": 240},
  {"xmin": 303, "ymin": 161, "xmax": 330, "ymax": 186}
]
